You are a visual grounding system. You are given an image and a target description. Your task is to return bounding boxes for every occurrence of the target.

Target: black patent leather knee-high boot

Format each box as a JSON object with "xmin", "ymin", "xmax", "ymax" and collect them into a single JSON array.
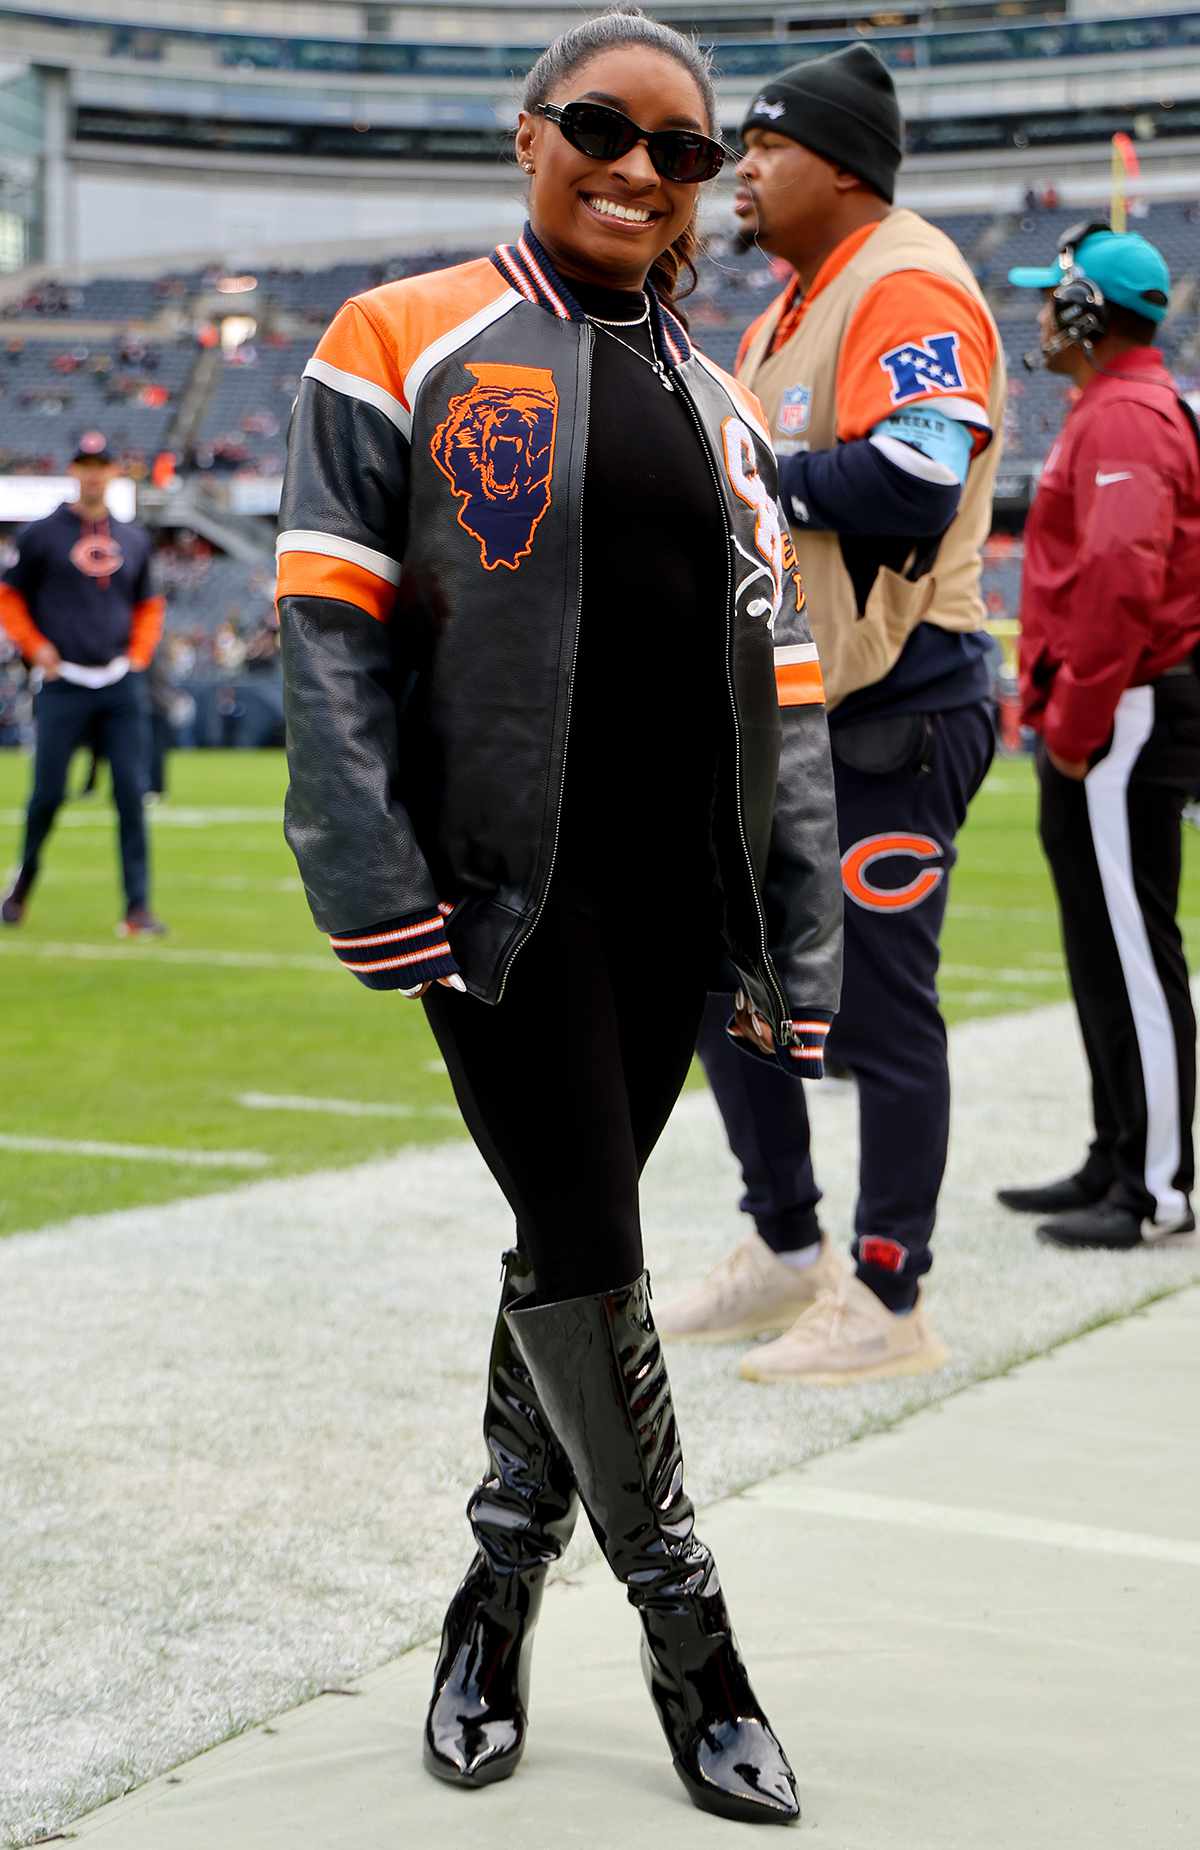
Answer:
[
  {"xmin": 423, "ymin": 1249, "xmax": 579, "ymax": 1787},
  {"xmin": 507, "ymin": 1272, "xmax": 799, "ymax": 1825}
]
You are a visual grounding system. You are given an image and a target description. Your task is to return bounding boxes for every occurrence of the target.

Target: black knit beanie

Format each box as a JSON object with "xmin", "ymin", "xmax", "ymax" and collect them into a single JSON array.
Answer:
[{"xmin": 742, "ymin": 44, "xmax": 903, "ymax": 204}]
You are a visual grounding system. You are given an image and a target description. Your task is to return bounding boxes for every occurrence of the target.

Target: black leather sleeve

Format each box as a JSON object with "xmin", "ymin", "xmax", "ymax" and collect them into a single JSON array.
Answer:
[
  {"xmin": 763, "ymin": 593, "xmax": 844, "ymax": 1020},
  {"xmin": 278, "ymin": 313, "xmax": 440, "ymax": 935}
]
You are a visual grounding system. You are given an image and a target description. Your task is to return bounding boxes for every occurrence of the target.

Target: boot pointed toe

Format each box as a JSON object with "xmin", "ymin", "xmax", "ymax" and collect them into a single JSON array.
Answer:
[
  {"xmin": 676, "ymin": 1718, "xmax": 801, "ymax": 1824},
  {"xmin": 423, "ymin": 1704, "xmax": 525, "ymax": 1787}
]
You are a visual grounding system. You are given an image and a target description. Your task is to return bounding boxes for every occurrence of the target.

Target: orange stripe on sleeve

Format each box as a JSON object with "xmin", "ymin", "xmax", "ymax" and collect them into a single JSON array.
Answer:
[
  {"xmin": 128, "ymin": 594, "xmax": 165, "ymax": 669},
  {"xmin": 776, "ymin": 659, "xmax": 826, "ymax": 707},
  {"xmin": 0, "ymin": 583, "xmax": 50, "ymax": 660},
  {"xmin": 275, "ymin": 550, "xmax": 397, "ymax": 624}
]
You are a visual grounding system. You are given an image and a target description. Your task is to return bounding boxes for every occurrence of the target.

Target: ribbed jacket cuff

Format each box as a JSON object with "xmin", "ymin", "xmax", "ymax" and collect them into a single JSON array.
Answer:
[
  {"xmin": 328, "ymin": 904, "xmax": 459, "ymax": 992},
  {"xmin": 778, "ymin": 1011, "xmax": 834, "ymax": 1081}
]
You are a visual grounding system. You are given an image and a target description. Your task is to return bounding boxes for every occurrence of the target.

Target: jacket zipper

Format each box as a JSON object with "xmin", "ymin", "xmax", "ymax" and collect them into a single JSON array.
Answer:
[
  {"xmin": 672, "ymin": 373, "xmax": 791, "ymax": 1043},
  {"xmin": 495, "ymin": 323, "xmax": 593, "ymax": 1001}
]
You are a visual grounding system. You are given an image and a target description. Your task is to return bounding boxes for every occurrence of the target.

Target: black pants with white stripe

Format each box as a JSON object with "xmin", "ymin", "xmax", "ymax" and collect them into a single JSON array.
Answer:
[{"xmin": 1037, "ymin": 672, "xmax": 1200, "ymax": 1228}]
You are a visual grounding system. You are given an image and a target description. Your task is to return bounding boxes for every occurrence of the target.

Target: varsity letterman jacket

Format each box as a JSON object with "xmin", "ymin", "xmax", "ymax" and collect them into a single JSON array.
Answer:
[{"xmin": 276, "ymin": 228, "xmax": 842, "ymax": 1045}]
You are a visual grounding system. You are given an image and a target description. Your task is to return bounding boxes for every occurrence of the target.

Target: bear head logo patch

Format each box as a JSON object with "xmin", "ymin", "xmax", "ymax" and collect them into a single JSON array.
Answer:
[{"xmin": 432, "ymin": 362, "xmax": 558, "ymax": 572}]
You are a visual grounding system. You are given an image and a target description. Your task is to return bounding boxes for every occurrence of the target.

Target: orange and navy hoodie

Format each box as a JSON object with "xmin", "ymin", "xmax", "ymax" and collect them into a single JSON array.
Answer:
[
  {"xmin": 0, "ymin": 502, "xmax": 163, "ymax": 670},
  {"xmin": 276, "ymin": 228, "xmax": 843, "ymax": 1066}
]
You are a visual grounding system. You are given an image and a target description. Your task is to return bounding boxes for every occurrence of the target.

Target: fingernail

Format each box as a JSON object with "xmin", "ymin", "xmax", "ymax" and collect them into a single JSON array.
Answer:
[
  {"xmin": 447, "ymin": 974, "xmax": 466, "ymax": 992},
  {"xmin": 735, "ymin": 989, "xmax": 746, "ymax": 1010}
]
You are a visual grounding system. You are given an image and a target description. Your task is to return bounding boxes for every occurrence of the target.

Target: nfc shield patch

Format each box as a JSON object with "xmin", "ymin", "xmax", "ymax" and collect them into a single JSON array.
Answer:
[
  {"xmin": 878, "ymin": 333, "xmax": 965, "ymax": 407},
  {"xmin": 432, "ymin": 362, "xmax": 558, "ymax": 572}
]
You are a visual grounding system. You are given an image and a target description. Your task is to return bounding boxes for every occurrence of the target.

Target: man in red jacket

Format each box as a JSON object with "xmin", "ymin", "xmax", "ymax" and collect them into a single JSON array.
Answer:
[{"xmin": 1001, "ymin": 225, "xmax": 1200, "ymax": 1249}]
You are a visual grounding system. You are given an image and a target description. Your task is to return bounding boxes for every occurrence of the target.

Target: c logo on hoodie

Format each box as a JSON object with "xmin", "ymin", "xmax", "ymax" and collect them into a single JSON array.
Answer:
[{"xmin": 70, "ymin": 533, "xmax": 124, "ymax": 581}]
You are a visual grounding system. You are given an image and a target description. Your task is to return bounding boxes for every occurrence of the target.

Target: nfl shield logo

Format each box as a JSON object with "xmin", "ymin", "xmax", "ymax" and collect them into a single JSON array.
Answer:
[{"xmin": 778, "ymin": 384, "xmax": 811, "ymax": 435}]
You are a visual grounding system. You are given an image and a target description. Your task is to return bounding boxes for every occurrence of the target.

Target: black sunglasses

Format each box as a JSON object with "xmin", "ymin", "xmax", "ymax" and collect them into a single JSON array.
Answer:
[{"xmin": 535, "ymin": 100, "xmax": 727, "ymax": 185}]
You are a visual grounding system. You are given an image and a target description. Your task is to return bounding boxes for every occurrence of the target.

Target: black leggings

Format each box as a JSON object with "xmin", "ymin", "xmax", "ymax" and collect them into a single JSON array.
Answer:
[{"xmin": 423, "ymin": 892, "xmax": 708, "ymax": 1301}]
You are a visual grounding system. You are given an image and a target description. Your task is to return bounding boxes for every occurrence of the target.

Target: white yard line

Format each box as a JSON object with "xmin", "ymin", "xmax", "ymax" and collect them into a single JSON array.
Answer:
[
  {"xmin": 941, "ymin": 963, "xmax": 1064, "ymax": 985},
  {"xmin": 0, "ymin": 940, "xmax": 332, "ymax": 973},
  {"xmin": 237, "ymin": 1092, "xmax": 457, "ymax": 1120},
  {"xmin": 0, "ymin": 1133, "xmax": 270, "ymax": 1169},
  {"xmin": 0, "ymin": 806, "xmax": 283, "ymax": 828},
  {"xmin": 40, "ymin": 870, "xmax": 302, "ymax": 895},
  {"xmin": 748, "ymin": 1484, "xmax": 1200, "ymax": 1569}
]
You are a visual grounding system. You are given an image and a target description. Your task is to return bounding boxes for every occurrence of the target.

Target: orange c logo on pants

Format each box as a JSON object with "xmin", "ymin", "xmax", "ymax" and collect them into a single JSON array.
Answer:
[{"xmin": 841, "ymin": 833, "xmax": 945, "ymax": 913}]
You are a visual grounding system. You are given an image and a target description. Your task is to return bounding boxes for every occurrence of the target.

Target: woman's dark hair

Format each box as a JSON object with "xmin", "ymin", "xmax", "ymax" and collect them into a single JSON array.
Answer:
[{"xmin": 522, "ymin": 8, "xmax": 718, "ymax": 308}]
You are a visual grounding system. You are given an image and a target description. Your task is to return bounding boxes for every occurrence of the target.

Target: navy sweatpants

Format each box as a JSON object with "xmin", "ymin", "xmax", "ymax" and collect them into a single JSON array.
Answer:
[
  {"xmin": 21, "ymin": 674, "xmax": 149, "ymax": 910},
  {"xmin": 700, "ymin": 700, "xmax": 995, "ymax": 1311}
]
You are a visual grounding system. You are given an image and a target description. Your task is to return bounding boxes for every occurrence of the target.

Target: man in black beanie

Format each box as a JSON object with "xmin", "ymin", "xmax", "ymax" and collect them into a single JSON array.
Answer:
[{"xmin": 659, "ymin": 47, "xmax": 1006, "ymax": 1383}]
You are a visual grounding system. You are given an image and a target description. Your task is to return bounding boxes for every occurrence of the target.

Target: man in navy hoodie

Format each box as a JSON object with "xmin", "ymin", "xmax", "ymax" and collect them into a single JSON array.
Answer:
[{"xmin": 0, "ymin": 433, "xmax": 167, "ymax": 935}]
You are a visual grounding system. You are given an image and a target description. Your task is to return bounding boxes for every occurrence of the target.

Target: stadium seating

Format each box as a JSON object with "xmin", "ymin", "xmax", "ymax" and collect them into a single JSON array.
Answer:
[
  {"xmin": 0, "ymin": 203, "xmax": 1195, "ymax": 685},
  {"xmin": 0, "ymin": 336, "xmax": 190, "ymax": 476}
]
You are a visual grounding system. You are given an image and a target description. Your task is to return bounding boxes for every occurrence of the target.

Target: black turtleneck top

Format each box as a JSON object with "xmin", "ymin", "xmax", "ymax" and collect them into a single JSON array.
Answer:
[{"xmin": 556, "ymin": 281, "xmax": 730, "ymax": 911}]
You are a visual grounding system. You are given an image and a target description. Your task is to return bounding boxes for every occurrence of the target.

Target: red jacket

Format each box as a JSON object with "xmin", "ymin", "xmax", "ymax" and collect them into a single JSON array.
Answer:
[{"xmin": 1019, "ymin": 349, "xmax": 1200, "ymax": 761}]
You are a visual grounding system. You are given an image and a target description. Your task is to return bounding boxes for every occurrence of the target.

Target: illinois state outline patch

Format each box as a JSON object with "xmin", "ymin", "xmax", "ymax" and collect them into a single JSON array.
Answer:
[{"xmin": 431, "ymin": 362, "xmax": 558, "ymax": 572}]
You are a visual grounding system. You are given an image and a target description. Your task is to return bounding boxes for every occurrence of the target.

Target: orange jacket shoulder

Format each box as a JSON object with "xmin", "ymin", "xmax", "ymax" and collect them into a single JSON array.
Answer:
[
  {"xmin": 356, "ymin": 259, "xmax": 511, "ymax": 379},
  {"xmin": 312, "ymin": 257, "xmax": 512, "ymax": 408}
]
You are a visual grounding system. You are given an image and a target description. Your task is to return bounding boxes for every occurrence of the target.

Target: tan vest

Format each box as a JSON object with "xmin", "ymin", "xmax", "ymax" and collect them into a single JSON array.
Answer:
[{"xmin": 740, "ymin": 210, "xmax": 1006, "ymax": 708}]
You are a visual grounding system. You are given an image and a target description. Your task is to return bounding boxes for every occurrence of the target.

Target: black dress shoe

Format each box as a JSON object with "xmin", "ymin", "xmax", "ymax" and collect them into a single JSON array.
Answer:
[
  {"xmin": 997, "ymin": 1171, "xmax": 1111, "ymax": 1215},
  {"xmin": 1, "ymin": 869, "xmax": 31, "ymax": 926},
  {"xmin": 1037, "ymin": 1201, "xmax": 1196, "ymax": 1250}
]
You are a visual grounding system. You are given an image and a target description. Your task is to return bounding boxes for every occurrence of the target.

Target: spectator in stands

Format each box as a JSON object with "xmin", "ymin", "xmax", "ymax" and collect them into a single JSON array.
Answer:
[
  {"xmin": 659, "ymin": 45, "xmax": 1004, "ymax": 1383},
  {"xmin": 276, "ymin": 8, "xmax": 840, "ymax": 1824},
  {"xmin": 0, "ymin": 433, "xmax": 168, "ymax": 935},
  {"xmin": 999, "ymin": 226, "xmax": 1200, "ymax": 1250}
]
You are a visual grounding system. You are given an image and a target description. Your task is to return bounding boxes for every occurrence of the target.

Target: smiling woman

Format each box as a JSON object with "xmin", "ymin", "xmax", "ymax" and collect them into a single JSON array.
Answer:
[
  {"xmin": 516, "ymin": 13, "xmax": 724, "ymax": 304},
  {"xmin": 275, "ymin": 4, "xmax": 843, "ymax": 1829}
]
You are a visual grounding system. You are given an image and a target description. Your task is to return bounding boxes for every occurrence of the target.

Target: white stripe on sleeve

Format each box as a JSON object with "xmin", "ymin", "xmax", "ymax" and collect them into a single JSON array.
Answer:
[
  {"xmin": 302, "ymin": 358, "xmax": 413, "ymax": 439},
  {"xmin": 276, "ymin": 529, "xmax": 402, "ymax": 585}
]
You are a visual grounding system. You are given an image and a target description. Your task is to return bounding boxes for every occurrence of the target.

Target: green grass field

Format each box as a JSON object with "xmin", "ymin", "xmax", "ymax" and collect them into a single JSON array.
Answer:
[{"xmin": 3, "ymin": 748, "xmax": 1198, "ymax": 1239}]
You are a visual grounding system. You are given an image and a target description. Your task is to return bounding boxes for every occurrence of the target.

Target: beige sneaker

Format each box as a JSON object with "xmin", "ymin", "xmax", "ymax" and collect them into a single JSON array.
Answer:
[
  {"xmin": 739, "ymin": 1274, "xmax": 949, "ymax": 1384},
  {"xmin": 655, "ymin": 1231, "xmax": 845, "ymax": 1343}
]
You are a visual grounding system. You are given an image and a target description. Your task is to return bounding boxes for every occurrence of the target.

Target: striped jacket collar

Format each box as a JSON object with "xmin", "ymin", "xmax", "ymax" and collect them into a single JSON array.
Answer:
[{"xmin": 490, "ymin": 223, "xmax": 693, "ymax": 372}]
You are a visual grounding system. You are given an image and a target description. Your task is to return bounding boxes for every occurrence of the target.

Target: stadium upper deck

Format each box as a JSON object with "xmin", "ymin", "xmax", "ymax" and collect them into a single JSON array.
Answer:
[{"xmin": 10, "ymin": 2, "xmax": 1200, "ymax": 83}]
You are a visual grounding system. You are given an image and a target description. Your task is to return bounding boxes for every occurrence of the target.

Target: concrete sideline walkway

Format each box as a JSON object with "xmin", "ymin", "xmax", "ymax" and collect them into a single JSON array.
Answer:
[
  {"xmin": 74, "ymin": 1286, "xmax": 1200, "ymax": 1850},
  {"xmin": 5, "ymin": 996, "xmax": 1200, "ymax": 1847}
]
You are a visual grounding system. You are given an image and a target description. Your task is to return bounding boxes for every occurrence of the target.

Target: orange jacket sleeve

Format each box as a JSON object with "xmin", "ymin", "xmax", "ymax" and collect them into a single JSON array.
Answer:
[
  {"xmin": 128, "ymin": 594, "xmax": 165, "ymax": 670},
  {"xmin": 835, "ymin": 271, "xmax": 998, "ymax": 450},
  {"xmin": 0, "ymin": 583, "xmax": 51, "ymax": 661}
]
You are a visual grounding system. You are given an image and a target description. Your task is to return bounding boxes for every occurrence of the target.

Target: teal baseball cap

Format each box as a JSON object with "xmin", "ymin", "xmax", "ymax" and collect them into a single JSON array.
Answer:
[{"xmin": 1009, "ymin": 224, "xmax": 1171, "ymax": 323}]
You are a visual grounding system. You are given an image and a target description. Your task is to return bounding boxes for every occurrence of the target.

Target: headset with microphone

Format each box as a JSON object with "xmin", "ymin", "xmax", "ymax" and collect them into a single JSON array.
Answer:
[{"xmin": 1023, "ymin": 219, "xmax": 1113, "ymax": 371}]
